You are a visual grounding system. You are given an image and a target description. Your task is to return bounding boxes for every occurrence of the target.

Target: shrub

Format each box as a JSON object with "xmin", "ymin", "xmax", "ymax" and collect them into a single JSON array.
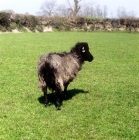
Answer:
[
  {"xmin": 24, "ymin": 15, "xmax": 38, "ymax": 32},
  {"xmin": 0, "ymin": 12, "xmax": 11, "ymax": 29},
  {"xmin": 36, "ymin": 25, "xmax": 43, "ymax": 32},
  {"xmin": 0, "ymin": 25, "xmax": 7, "ymax": 32},
  {"xmin": 65, "ymin": 25, "xmax": 71, "ymax": 31},
  {"xmin": 51, "ymin": 16, "xmax": 64, "ymax": 30}
]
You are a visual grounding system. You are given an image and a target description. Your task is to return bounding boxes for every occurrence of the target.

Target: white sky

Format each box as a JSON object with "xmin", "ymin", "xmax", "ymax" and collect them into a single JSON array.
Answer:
[{"xmin": 0, "ymin": 0, "xmax": 139, "ymax": 17}]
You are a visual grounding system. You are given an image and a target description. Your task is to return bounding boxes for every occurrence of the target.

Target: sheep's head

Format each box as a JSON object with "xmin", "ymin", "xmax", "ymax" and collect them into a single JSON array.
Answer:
[{"xmin": 72, "ymin": 42, "xmax": 94, "ymax": 62}]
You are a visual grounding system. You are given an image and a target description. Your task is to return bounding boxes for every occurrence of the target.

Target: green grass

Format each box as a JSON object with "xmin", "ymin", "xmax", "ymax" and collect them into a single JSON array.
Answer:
[{"xmin": 0, "ymin": 32, "xmax": 139, "ymax": 139}]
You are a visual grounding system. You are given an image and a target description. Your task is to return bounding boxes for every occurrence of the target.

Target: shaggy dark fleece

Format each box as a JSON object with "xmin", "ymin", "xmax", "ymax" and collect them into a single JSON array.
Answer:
[{"xmin": 37, "ymin": 42, "xmax": 94, "ymax": 110}]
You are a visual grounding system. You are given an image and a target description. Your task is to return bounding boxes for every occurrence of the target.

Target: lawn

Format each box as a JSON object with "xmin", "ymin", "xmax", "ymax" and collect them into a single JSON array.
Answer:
[{"xmin": 0, "ymin": 32, "xmax": 139, "ymax": 139}]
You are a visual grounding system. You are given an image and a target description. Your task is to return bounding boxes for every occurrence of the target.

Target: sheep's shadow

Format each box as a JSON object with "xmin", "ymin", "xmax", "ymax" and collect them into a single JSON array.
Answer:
[{"xmin": 38, "ymin": 88, "xmax": 88, "ymax": 108}]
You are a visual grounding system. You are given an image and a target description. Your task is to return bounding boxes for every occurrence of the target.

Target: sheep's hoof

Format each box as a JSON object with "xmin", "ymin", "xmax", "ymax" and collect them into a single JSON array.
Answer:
[
  {"xmin": 44, "ymin": 103, "xmax": 51, "ymax": 107},
  {"xmin": 64, "ymin": 94, "xmax": 67, "ymax": 99},
  {"xmin": 57, "ymin": 106, "xmax": 61, "ymax": 110}
]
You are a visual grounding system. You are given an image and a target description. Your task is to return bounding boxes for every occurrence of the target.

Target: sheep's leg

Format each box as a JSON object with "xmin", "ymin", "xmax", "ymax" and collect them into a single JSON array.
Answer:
[
  {"xmin": 64, "ymin": 83, "xmax": 69, "ymax": 99},
  {"xmin": 42, "ymin": 87, "xmax": 50, "ymax": 107},
  {"xmin": 38, "ymin": 75, "xmax": 50, "ymax": 107},
  {"xmin": 55, "ymin": 89, "xmax": 61, "ymax": 110}
]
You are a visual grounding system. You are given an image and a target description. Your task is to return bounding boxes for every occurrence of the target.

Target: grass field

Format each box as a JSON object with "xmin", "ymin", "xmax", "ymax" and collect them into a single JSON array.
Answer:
[{"xmin": 0, "ymin": 32, "xmax": 139, "ymax": 139}]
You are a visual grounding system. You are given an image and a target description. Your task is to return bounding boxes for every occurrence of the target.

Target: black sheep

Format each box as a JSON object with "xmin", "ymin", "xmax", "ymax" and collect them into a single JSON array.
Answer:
[{"xmin": 37, "ymin": 42, "xmax": 94, "ymax": 110}]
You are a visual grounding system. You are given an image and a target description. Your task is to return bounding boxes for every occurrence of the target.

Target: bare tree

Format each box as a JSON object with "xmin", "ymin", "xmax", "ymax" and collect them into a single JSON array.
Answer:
[
  {"xmin": 40, "ymin": 0, "xmax": 57, "ymax": 16},
  {"xmin": 110, "ymin": 10, "xmax": 114, "ymax": 18},
  {"xmin": 117, "ymin": 7, "xmax": 137, "ymax": 19},
  {"xmin": 67, "ymin": 0, "xmax": 81, "ymax": 18},
  {"xmin": 57, "ymin": 4, "xmax": 70, "ymax": 17},
  {"xmin": 102, "ymin": 5, "xmax": 108, "ymax": 18},
  {"xmin": 1, "ymin": 9, "xmax": 15, "ymax": 14},
  {"xmin": 128, "ymin": 11, "xmax": 136, "ymax": 18},
  {"xmin": 80, "ymin": 3, "xmax": 95, "ymax": 17},
  {"xmin": 78, "ymin": 2, "xmax": 108, "ymax": 19},
  {"xmin": 117, "ymin": 7, "xmax": 127, "ymax": 18},
  {"xmin": 95, "ymin": 4, "xmax": 103, "ymax": 18}
]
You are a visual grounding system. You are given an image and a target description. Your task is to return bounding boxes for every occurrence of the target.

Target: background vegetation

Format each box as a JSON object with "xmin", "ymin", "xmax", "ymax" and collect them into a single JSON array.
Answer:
[
  {"xmin": 0, "ymin": 11, "xmax": 139, "ymax": 32},
  {"xmin": 0, "ymin": 32, "xmax": 139, "ymax": 139},
  {"xmin": 0, "ymin": 0, "xmax": 139, "ymax": 32}
]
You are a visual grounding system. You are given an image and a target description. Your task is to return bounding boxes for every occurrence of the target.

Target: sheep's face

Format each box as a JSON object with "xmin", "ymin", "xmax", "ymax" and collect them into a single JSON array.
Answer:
[{"xmin": 78, "ymin": 42, "xmax": 94, "ymax": 62}]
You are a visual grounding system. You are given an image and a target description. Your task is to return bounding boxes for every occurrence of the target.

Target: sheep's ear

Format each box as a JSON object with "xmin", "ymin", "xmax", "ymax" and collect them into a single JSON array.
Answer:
[{"xmin": 82, "ymin": 47, "xmax": 86, "ymax": 53}]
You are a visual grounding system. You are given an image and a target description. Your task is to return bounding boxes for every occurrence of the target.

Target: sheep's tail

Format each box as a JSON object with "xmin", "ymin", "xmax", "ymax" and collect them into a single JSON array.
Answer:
[
  {"xmin": 37, "ymin": 58, "xmax": 47, "ymax": 91},
  {"xmin": 38, "ymin": 74, "xmax": 46, "ymax": 91}
]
